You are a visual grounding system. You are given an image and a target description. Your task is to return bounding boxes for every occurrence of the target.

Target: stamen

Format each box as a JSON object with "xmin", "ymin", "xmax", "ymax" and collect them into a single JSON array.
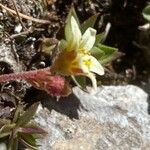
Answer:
[
  {"xmin": 79, "ymin": 48, "xmax": 91, "ymax": 55},
  {"xmin": 83, "ymin": 59, "xmax": 92, "ymax": 69}
]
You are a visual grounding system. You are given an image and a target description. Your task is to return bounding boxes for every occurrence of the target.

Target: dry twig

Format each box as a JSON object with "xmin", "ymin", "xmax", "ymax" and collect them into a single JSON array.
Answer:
[
  {"xmin": 0, "ymin": 3, "xmax": 50, "ymax": 24},
  {"xmin": 11, "ymin": 0, "xmax": 27, "ymax": 29}
]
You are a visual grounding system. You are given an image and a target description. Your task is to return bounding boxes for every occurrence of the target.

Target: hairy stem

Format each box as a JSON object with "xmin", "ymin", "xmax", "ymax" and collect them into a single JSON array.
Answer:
[{"xmin": 0, "ymin": 67, "xmax": 51, "ymax": 82}]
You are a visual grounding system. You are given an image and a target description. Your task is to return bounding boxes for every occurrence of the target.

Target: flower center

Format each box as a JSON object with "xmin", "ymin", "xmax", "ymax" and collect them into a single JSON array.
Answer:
[
  {"xmin": 83, "ymin": 59, "xmax": 92, "ymax": 69},
  {"xmin": 79, "ymin": 48, "xmax": 91, "ymax": 55}
]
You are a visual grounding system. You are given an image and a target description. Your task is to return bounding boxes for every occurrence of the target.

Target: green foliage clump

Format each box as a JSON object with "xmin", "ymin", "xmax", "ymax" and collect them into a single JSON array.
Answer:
[{"xmin": 0, "ymin": 103, "xmax": 47, "ymax": 150}]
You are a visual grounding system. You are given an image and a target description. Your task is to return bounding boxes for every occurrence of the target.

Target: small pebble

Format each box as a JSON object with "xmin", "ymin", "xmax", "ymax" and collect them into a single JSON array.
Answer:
[{"xmin": 14, "ymin": 24, "xmax": 22, "ymax": 33}]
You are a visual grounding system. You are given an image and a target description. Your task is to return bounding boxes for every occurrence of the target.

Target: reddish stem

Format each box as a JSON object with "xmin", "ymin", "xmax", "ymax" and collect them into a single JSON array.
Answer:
[
  {"xmin": 0, "ymin": 67, "xmax": 71, "ymax": 96},
  {"xmin": 0, "ymin": 67, "xmax": 51, "ymax": 82}
]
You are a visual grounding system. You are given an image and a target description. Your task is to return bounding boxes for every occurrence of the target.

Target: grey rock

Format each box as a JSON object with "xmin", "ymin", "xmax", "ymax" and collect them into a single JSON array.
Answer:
[
  {"xmin": 34, "ymin": 85, "xmax": 150, "ymax": 150},
  {"xmin": 0, "ymin": 143, "xmax": 7, "ymax": 150},
  {"xmin": 0, "ymin": 42, "xmax": 22, "ymax": 72}
]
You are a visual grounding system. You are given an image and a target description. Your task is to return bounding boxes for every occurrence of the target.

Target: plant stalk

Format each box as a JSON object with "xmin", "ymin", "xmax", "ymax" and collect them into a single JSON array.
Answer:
[{"xmin": 0, "ymin": 67, "xmax": 51, "ymax": 82}]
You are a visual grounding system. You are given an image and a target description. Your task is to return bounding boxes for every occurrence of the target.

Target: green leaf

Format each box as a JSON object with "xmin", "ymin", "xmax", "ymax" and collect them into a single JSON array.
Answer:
[
  {"xmin": 13, "ymin": 104, "xmax": 24, "ymax": 123},
  {"xmin": 0, "ymin": 119, "xmax": 11, "ymax": 127},
  {"xmin": 81, "ymin": 14, "xmax": 99, "ymax": 33},
  {"xmin": 0, "ymin": 124, "xmax": 16, "ymax": 138},
  {"xmin": 95, "ymin": 23, "xmax": 111, "ymax": 45},
  {"xmin": 0, "ymin": 132, "xmax": 11, "ymax": 138},
  {"xmin": 11, "ymin": 137, "xmax": 18, "ymax": 150},
  {"xmin": 97, "ymin": 43, "xmax": 117, "ymax": 54},
  {"xmin": 96, "ymin": 44, "xmax": 121, "ymax": 65},
  {"xmin": 19, "ymin": 133, "xmax": 38, "ymax": 150},
  {"xmin": 18, "ymin": 124, "xmax": 47, "ymax": 135},
  {"xmin": 71, "ymin": 76, "xmax": 86, "ymax": 90},
  {"xmin": 16, "ymin": 102, "xmax": 39, "ymax": 127},
  {"xmin": 143, "ymin": 5, "xmax": 150, "ymax": 22},
  {"xmin": 95, "ymin": 32, "xmax": 105, "ymax": 45},
  {"xmin": 91, "ymin": 46, "xmax": 105, "ymax": 59}
]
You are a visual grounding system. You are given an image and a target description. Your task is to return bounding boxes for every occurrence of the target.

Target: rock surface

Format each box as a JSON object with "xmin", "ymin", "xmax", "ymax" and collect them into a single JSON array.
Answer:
[
  {"xmin": 34, "ymin": 85, "xmax": 150, "ymax": 150},
  {"xmin": 0, "ymin": 42, "xmax": 22, "ymax": 72}
]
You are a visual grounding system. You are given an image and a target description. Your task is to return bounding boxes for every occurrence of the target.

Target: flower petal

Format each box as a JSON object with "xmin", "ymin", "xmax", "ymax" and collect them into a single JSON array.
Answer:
[
  {"xmin": 79, "ymin": 27, "xmax": 96, "ymax": 51},
  {"xmin": 79, "ymin": 55, "xmax": 104, "ymax": 76},
  {"xmin": 78, "ymin": 55, "xmax": 90, "ymax": 73},
  {"xmin": 87, "ymin": 72, "xmax": 97, "ymax": 90},
  {"xmin": 88, "ymin": 56, "xmax": 104, "ymax": 76},
  {"xmin": 65, "ymin": 16, "xmax": 81, "ymax": 50}
]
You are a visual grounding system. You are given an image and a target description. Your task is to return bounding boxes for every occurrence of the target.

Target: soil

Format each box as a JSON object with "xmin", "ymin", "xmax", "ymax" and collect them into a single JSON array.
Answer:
[{"xmin": 0, "ymin": 0, "xmax": 150, "ymax": 118}]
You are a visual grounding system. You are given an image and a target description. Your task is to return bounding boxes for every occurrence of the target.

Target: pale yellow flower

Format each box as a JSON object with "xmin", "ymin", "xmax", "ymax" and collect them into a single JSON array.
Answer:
[{"xmin": 51, "ymin": 16, "xmax": 104, "ymax": 90}]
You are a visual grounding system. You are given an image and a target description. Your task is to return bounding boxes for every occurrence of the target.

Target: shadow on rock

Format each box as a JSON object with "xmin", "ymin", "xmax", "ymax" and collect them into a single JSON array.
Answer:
[
  {"xmin": 141, "ymin": 80, "xmax": 150, "ymax": 114},
  {"xmin": 24, "ymin": 87, "xmax": 80, "ymax": 119},
  {"xmin": 137, "ymin": 82, "xmax": 150, "ymax": 114}
]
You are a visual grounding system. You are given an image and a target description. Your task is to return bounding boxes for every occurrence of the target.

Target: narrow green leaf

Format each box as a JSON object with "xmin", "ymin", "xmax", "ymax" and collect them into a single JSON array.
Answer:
[
  {"xmin": 97, "ymin": 44, "xmax": 118, "ymax": 54},
  {"xmin": 99, "ymin": 51, "xmax": 121, "ymax": 65},
  {"xmin": 81, "ymin": 14, "xmax": 99, "ymax": 33},
  {"xmin": 95, "ymin": 23, "xmax": 111, "ymax": 44},
  {"xmin": 91, "ymin": 46, "xmax": 105, "ymax": 59},
  {"xmin": 0, "ymin": 132, "xmax": 11, "ymax": 138},
  {"xmin": 16, "ymin": 102, "xmax": 40, "ymax": 127},
  {"xmin": 18, "ymin": 124, "xmax": 47, "ymax": 135},
  {"xmin": 95, "ymin": 32, "xmax": 105, "ymax": 45},
  {"xmin": 20, "ymin": 133, "xmax": 38, "ymax": 150},
  {"xmin": 0, "ymin": 119, "xmax": 11, "ymax": 127},
  {"xmin": 13, "ymin": 104, "xmax": 25, "ymax": 123},
  {"xmin": 71, "ymin": 76, "xmax": 86, "ymax": 90},
  {"xmin": 96, "ymin": 44, "xmax": 121, "ymax": 65},
  {"xmin": 11, "ymin": 137, "xmax": 18, "ymax": 150},
  {"xmin": 143, "ymin": 5, "xmax": 150, "ymax": 22},
  {"xmin": 0, "ymin": 124, "xmax": 16, "ymax": 138}
]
